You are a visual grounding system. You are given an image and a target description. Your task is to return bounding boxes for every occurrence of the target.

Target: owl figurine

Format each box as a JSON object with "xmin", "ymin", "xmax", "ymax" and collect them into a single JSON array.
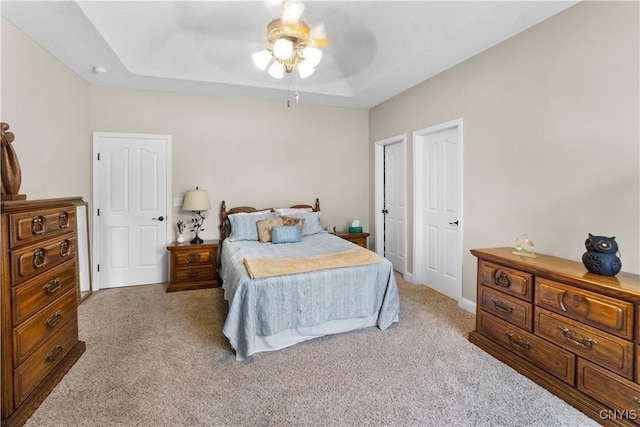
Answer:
[{"xmin": 582, "ymin": 233, "xmax": 622, "ymax": 276}]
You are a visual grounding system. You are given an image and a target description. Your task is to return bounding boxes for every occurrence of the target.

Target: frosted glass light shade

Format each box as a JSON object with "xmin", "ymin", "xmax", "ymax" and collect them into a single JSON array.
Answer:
[
  {"xmin": 302, "ymin": 47, "xmax": 322, "ymax": 67},
  {"xmin": 268, "ymin": 62, "xmax": 284, "ymax": 79},
  {"xmin": 252, "ymin": 50, "xmax": 272, "ymax": 70},
  {"xmin": 297, "ymin": 61, "xmax": 315, "ymax": 79},
  {"xmin": 182, "ymin": 189, "xmax": 211, "ymax": 211}
]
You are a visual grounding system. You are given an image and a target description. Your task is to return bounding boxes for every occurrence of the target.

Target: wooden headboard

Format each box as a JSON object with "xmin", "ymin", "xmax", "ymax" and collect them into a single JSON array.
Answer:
[{"xmin": 219, "ymin": 198, "xmax": 320, "ymax": 242}]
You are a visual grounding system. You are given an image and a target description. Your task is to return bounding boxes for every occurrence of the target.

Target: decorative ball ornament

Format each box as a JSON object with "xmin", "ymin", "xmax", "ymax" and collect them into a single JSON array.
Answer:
[{"xmin": 582, "ymin": 233, "xmax": 621, "ymax": 276}]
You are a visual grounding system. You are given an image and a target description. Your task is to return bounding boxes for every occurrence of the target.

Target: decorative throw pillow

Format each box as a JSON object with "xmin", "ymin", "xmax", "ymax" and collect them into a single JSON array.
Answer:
[
  {"xmin": 228, "ymin": 212, "xmax": 275, "ymax": 242},
  {"xmin": 256, "ymin": 216, "xmax": 284, "ymax": 243},
  {"xmin": 271, "ymin": 225, "xmax": 302, "ymax": 244},
  {"xmin": 280, "ymin": 216, "xmax": 305, "ymax": 234},
  {"xmin": 287, "ymin": 211, "xmax": 323, "ymax": 236}
]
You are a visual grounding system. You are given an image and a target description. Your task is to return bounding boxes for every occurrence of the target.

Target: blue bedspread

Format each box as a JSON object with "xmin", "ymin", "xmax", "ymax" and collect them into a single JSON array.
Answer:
[{"xmin": 220, "ymin": 233, "xmax": 400, "ymax": 360}]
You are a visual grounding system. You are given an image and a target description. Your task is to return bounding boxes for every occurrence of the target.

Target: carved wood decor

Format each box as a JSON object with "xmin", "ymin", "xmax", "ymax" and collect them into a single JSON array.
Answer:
[{"xmin": 1, "ymin": 122, "xmax": 26, "ymax": 201}]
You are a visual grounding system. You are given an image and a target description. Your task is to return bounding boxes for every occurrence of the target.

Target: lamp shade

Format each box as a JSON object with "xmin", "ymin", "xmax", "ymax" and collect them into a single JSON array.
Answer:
[{"xmin": 182, "ymin": 188, "xmax": 211, "ymax": 211}]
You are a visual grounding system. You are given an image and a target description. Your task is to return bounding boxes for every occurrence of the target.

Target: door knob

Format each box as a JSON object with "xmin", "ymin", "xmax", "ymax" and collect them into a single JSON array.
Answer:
[
  {"xmin": 449, "ymin": 220, "xmax": 459, "ymax": 226},
  {"xmin": 152, "ymin": 216, "xmax": 165, "ymax": 222}
]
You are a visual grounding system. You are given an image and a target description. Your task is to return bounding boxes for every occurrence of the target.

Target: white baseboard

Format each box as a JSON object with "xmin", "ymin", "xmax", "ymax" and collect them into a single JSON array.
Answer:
[
  {"xmin": 403, "ymin": 272, "xmax": 415, "ymax": 283},
  {"xmin": 459, "ymin": 297, "xmax": 476, "ymax": 314}
]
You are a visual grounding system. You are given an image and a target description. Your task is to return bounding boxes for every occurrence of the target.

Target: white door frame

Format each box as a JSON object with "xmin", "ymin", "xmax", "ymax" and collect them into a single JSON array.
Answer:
[
  {"xmin": 413, "ymin": 119, "xmax": 463, "ymax": 302},
  {"xmin": 91, "ymin": 132, "xmax": 172, "ymax": 291},
  {"xmin": 374, "ymin": 134, "xmax": 407, "ymax": 275}
]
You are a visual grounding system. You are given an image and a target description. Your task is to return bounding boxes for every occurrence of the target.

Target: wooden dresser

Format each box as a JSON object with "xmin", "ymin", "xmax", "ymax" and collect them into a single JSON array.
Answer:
[
  {"xmin": 469, "ymin": 248, "xmax": 640, "ymax": 426},
  {"xmin": 1, "ymin": 198, "xmax": 86, "ymax": 427}
]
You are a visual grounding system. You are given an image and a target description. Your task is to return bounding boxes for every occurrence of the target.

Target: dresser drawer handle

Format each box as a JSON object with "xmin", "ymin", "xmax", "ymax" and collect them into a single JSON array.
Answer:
[
  {"xmin": 491, "ymin": 297, "xmax": 514, "ymax": 313},
  {"xmin": 43, "ymin": 278, "xmax": 61, "ymax": 294},
  {"xmin": 33, "ymin": 249, "xmax": 46, "ymax": 269},
  {"xmin": 60, "ymin": 240, "xmax": 70, "ymax": 257},
  {"xmin": 558, "ymin": 325, "xmax": 597, "ymax": 349},
  {"xmin": 32, "ymin": 216, "xmax": 45, "ymax": 235},
  {"xmin": 185, "ymin": 269, "xmax": 202, "ymax": 278},
  {"xmin": 45, "ymin": 344, "xmax": 63, "ymax": 363},
  {"xmin": 59, "ymin": 212, "xmax": 69, "ymax": 228},
  {"xmin": 44, "ymin": 310, "xmax": 62, "ymax": 329},
  {"xmin": 186, "ymin": 253, "xmax": 200, "ymax": 263},
  {"xmin": 505, "ymin": 331, "xmax": 531, "ymax": 350},
  {"xmin": 633, "ymin": 396, "xmax": 640, "ymax": 410},
  {"xmin": 493, "ymin": 270, "xmax": 511, "ymax": 288}
]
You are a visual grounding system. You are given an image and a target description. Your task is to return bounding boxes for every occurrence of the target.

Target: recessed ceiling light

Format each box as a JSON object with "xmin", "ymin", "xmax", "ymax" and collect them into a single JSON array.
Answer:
[{"xmin": 93, "ymin": 66, "xmax": 108, "ymax": 74}]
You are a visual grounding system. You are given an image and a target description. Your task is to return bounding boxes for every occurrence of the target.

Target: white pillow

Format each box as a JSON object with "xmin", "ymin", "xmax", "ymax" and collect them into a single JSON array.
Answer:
[{"xmin": 274, "ymin": 207, "xmax": 313, "ymax": 215}]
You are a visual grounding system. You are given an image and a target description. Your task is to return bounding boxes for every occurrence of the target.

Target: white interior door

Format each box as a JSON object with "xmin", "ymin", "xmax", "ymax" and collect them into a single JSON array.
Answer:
[
  {"xmin": 93, "ymin": 132, "xmax": 171, "ymax": 289},
  {"xmin": 383, "ymin": 141, "xmax": 406, "ymax": 272},
  {"xmin": 413, "ymin": 120, "xmax": 462, "ymax": 301},
  {"xmin": 375, "ymin": 135, "xmax": 407, "ymax": 274}
]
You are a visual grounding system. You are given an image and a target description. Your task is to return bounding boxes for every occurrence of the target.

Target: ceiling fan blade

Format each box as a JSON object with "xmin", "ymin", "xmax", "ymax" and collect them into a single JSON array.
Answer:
[
  {"xmin": 310, "ymin": 22, "xmax": 328, "ymax": 49},
  {"xmin": 282, "ymin": 0, "xmax": 305, "ymax": 24},
  {"xmin": 264, "ymin": 0, "xmax": 284, "ymax": 18}
]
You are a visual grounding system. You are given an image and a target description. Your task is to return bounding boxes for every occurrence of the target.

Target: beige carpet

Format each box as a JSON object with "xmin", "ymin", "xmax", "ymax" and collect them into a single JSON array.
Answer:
[{"xmin": 25, "ymin": 274, "xmax": 599, "ymax": 427}]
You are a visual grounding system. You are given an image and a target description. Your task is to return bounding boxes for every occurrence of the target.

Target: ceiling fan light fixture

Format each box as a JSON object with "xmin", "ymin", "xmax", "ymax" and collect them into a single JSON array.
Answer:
[
  {"xmin": 252, "ymin": 49, "xmax": 272, "ymax": 70},
  {"xmin": 253, "ymin": 1, "xmax": 326, "ymax": 80}
]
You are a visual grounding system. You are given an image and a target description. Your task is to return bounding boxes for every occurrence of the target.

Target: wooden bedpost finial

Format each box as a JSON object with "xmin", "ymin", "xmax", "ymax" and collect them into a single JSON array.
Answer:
[
  {"xmin": 220, "ymin": 200, "xmax": 227, "ymax": 240},
  {"xmin": 315, "ymin": 198, "xmax": 320, "ymax": 212}
]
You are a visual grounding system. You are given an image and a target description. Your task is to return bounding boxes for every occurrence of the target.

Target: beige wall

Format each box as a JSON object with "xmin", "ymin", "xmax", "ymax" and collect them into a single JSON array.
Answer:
[
  {"xmin": 369, "ymin": 1, "xmax": 640, "ymax": 302},
  {"xmin": 2, "ymin": 16, "xmax": 369, "ymax": 243},
  {"xmin": 90, "ymin": 88, "xmax": 369, "ymax": 240},
  {"xmin": 1, "ymin": 18, "xmax": 92, "ymax": 201}
]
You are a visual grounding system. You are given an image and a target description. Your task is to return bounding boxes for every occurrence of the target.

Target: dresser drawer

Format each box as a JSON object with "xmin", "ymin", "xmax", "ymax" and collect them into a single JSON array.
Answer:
[
  {"xmin": 577, "ymin": 359, "xmax": 640, "ymax": 425},
  {"xmin": 173, "ymin": 248, "xmax": 213, "ymax": 266},
  {"xmin": 536, "ymin": 278, "xmax": 634, "ymax": 340},
  {"xmin": 535, "ymin": 307, "xmax": 634, "ymax": 379},
  {"xmin": 478, "ymin": 260, "xmax": 533, "ymax": 301},
  {"xmin": 12, "ymin": 260, "xmax": 77, "ymax": 326},
  {"xmin": 10, "ymin": 235, "xmax": 77, "ymax": 285},
  {"xmin": 478, "ymin": 285, "xmax": 533, "ymax": 331},
  {"xmin": 13, "ymin": 289, "xmax": 77, "ymax": 367},
  {"xmin": 13, "ymin": 320, "xmax": 79, "ymax": 405},
  {"xmin": 173, "ymin": 265, "xmax": 214, "ymax": 283},
  {"xmin": 9, "ymin": 206, "xmax": 76, "ymax": 249},
  {"xmin": 477, "ymin": 310, "xmax": 575, "ymax": 384}
]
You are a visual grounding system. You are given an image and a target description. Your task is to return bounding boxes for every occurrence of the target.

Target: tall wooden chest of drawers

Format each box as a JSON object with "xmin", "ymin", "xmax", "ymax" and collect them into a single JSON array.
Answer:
[
  {"xmin": 1, "ymin": 198, "xmax": 86, "ymax": 427},
  {"xmin": 469, "ymin": 247, "xmax": 640, "ymax": 426}
]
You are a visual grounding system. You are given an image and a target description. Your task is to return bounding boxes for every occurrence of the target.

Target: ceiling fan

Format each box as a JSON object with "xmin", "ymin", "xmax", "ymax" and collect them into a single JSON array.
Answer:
[{"xmin": 252, "ymin": 0, "xmax": 328, "ymax": 79}]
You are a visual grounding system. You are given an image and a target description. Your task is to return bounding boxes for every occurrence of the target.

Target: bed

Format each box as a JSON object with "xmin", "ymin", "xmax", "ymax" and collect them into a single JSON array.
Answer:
[{"xmin": 218, "ymin": 199, "xmax": 400, "ymax": 361}]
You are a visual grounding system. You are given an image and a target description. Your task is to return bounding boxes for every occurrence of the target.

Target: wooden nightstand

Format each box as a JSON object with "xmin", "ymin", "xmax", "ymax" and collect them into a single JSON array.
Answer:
[
  {"xmin": 166, "ymin": 240, "xmax": 219, "ymax": 292},
  {"xmin": 335, "ymin": 232, "xmax": 370, "ymax": 248}
]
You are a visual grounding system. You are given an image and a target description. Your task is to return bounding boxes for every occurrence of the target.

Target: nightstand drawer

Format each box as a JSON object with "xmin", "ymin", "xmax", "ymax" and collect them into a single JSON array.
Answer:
[
  {"xmin": 536, "ymin": 277, "xmax": 633, "ymax": 340},
  {"xmin": 478, "ymin": 285, "xmax": 533, "ymax": 331},
  {"xmin": 173, "ymin": 248, "xmax": 213, "ymax": 266},
  {"xmin": 478, "ymin": 260, "xmax": 533, "ymax": 301},
  {"xmin": 535, "ymin": 307, "xmax": 634, "ymax": 379},
  {"xmin": 173, "ymin": 266, "xmax": 214, "ymax": 283},
  {"xmin": 478, "ymin": 310, "xmax": 575, "ymax": 384}
]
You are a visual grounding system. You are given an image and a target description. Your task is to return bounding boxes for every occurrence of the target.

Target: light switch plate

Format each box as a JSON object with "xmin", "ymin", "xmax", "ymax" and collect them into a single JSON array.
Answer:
[{"xmin": 174, "ymin": 197, "xmax": 184, "ymax": 207}]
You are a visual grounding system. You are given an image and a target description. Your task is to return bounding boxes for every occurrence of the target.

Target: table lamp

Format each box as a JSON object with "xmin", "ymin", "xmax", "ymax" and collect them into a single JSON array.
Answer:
[{"xmin": 182, "ymin": 186, "xmax": 211, "ymax": 244}]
